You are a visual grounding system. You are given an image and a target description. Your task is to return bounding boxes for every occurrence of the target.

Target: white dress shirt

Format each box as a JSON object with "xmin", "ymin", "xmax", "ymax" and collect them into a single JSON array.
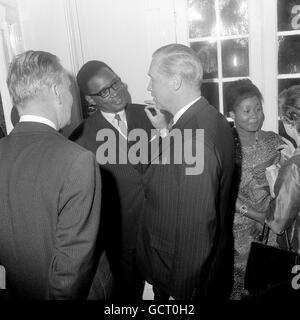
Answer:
[
  {"xmin": 172, "ymin": 96, "xmax": 201, "ymax": 126},
  {"xmin": 19, "ymin": 115, "xmax": 57, "ymax": 130},
  {"xmin": 101, "ymin": 110, "xmax": 128, "ymax": 139}
]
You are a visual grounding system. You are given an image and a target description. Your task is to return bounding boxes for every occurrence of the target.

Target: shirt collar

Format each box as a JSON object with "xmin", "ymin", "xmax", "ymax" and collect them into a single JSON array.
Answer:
[
  {"xmin": 100, "ymin": 109, "xmax": 127, "ymax": 125},
  {"xmin": 19, "ymin": 115, "xmax": 57, "ymax": 130},
  {"xmin": 172, "ymin": 96, "xmax": 201, "ymax": 125}
]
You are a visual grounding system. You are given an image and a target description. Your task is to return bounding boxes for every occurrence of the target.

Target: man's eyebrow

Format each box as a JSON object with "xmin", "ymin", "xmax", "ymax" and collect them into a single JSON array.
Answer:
[{"xmin": 101, "ymin": 78, "xmax": 119, "ymax": 89}]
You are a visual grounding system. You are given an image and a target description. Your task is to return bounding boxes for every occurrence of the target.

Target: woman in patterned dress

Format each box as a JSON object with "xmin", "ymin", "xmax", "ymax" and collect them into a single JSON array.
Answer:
[{"xmin": 225, "ymin": 79, "xmax": 282, "ymax": 299}]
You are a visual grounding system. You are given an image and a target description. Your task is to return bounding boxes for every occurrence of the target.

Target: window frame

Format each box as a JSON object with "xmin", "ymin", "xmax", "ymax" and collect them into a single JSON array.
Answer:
[
  {"xmin": 187, "ymin": 0, "xmax": 250, "ymax": 116},
  {"xmin": 174, "ymin": 0, "xmax": 279, "ymax": 132}
]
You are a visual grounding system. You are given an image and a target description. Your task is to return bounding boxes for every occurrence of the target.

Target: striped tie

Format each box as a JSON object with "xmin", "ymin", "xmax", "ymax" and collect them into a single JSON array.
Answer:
[{"xmin": 114, "ymin": 113, "xmax": 128, "ymax": 138}]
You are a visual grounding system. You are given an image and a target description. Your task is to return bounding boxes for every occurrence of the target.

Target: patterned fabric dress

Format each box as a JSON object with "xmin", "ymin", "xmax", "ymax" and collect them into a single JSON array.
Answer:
[{"xmin": 230, "ymin": 130, "xmax": 282, "ymax": 300}]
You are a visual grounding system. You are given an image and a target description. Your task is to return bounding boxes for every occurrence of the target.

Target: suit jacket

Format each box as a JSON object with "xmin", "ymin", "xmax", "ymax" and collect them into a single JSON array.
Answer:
[
  {"xmin": 0, "ymin": 122, "xmax": 102, "ymax": 300},
  {"xmin": 136, "ymin": 97, "xmax": 235, "ymax": 300},
  {"xmin": 69, "ymin": 104, "xmax": 153, "ymax": 258}
]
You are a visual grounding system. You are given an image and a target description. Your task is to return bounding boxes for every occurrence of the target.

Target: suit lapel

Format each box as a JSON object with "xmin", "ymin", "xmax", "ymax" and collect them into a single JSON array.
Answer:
[
  {"xmin": 96, "ymin": 111, "xmax": 128, "ymax": 159},
  {"xmin": 125, "ymin": 106, "xmax": 146, "ymax": 172},
  {"xmin": 96, "ymin": 111, "xmax": 118, "ymax": 134},
  {"xmin": 148, "ymin": 98, "xmax": 206, "ymax": 165},
  {"xmin": 96, "ymin": 106, "xmax": 141, "ymax": 170},
  {"xmin": 124, "ymin": 105, "xmax": 135, "ymax": 133}
]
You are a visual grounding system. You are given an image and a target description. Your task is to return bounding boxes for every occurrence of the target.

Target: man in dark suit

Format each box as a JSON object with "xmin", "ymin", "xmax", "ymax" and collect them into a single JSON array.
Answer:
[
  {"xmin": 0, "ymin": 51, "xmax": 106, "ymax": 300},
  {"xmin": 137, "ymin": 44, "xmax": 235, "ymax": 300},
  {"xmin": 70, "ymin": 61, "xmax": 163, "ymax": 300}
]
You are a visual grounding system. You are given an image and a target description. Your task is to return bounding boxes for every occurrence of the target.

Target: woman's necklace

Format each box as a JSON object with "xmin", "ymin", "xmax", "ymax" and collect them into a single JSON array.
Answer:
[
  {"xmin": 233, "ymin": 129, "xmax": 260, "ymax": 165},
  {"xmin": 255, "ymin": 131, "xmax": 259, "ymax": 145},
  {"xmin": 239, "ymin": 131, "xmax": 259, "ymax": 148}
]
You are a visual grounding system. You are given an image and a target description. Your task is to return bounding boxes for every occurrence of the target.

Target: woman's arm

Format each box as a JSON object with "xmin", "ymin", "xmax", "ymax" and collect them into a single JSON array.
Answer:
[{"xmin": 235, "ymin": 198, "xmax": 265, "ymax": 224}]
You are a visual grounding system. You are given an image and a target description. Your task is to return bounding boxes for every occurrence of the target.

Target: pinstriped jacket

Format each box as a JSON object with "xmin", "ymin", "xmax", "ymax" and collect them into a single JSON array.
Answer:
[{"xmin": 136, "ymin": 97, "xmax": 236, "ymax": 300}]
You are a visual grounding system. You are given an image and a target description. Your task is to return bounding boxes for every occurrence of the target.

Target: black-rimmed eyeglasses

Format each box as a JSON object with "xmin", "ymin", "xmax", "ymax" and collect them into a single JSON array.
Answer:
[{"xmin": 89, "ymin": 78, "xmax": 124, "ymax": 99}]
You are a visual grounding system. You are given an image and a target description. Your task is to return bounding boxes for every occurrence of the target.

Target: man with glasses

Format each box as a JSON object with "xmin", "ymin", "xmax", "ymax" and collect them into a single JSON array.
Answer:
[{"xmin": 70, "ymin": 60, "xmax": 161, "ymax": 301}]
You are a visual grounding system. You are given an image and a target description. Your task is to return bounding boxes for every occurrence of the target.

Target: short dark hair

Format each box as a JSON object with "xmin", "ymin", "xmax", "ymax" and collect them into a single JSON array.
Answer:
[
  {"xmin": 279, "ymin": 84, "xmax": 300, "ymax": 134},
  {"xmin": 76, "ymin": 60, "xmax": 114, "ymax": 94},
  {"xmin": 225, "ymin": 79, "xmax": 263, "ymax": 113}
]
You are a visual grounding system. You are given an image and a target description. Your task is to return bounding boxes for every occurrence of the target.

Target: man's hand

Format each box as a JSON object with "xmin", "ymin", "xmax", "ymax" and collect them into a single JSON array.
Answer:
[{"xmin": 144, "ymin": 101, "xmax": 168, "ymax": 129}]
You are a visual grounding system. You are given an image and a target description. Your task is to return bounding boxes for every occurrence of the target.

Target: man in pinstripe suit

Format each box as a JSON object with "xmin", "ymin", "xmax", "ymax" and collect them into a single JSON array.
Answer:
[
  {"xmin": 137, "ymin": 44, "xmax": 235, "ymax": 300},
  {"xmin": 0, "ymin": 51, "xmax": 106, "ymax": 300}
]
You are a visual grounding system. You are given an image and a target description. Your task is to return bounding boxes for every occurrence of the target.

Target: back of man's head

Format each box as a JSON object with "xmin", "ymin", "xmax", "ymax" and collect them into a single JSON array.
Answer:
[
  {"xmin": 153, "ymin": 44, "xmax": 203, "ymax": 89},
  {"xmin": 76, "ymin": 60, "xmax": 114, "ymax": 94},
  {"xmin": 7, "ymin": 50, "xmax": 65, "ymax": 109}
]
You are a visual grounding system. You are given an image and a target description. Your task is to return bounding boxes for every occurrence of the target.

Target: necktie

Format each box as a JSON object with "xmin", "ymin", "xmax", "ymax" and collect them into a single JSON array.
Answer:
[{"xmin": 114, "ymin": 113, "xmax": 128, "ymax": 138}]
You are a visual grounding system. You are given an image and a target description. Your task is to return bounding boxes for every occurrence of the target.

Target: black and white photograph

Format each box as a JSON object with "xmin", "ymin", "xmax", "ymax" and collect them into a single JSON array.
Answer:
[{"xmin": 0, "ymin": 0, "xmax": 299, "ymax": 313}]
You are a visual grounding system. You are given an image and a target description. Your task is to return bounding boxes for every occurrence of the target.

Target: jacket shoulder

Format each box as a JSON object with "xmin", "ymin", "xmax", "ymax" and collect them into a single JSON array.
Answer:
[
  {"xmin": 68, "ymin": 113, "xmax": 99, "ymax": 141},
  {"xmin": 127, "ymin": 103, "xmax": 147, "ymax": 116},
  {"xmin": 51, "ymin": 132, "xmax": 94, "ymax": 159}
]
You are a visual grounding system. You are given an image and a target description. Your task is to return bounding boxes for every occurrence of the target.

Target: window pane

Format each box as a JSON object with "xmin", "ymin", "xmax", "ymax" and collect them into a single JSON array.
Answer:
[
  {"xmin": 278, "ymin": 35, "xmax": 300, "ymax": 74},
  {"xmin": 219, "ymin": 0, "xmax": 248, "ymax": 36},
  {"xmin": 278, "ymin": 78, "xmax": 300, "ymax": 95},
  {"xmin": 222, "ymin": 38, "xmax": 249, "ymax": 78},
  {"xmin": 191, "ymin": 41, "xmax": 218, "ymax": 79},
  {"xmin": 187, "ymin": 0, "xmax": 216, "ymax": 38},
  {"xmin": 278, "ymin": 0, "xmax": 300, "ymax": 32},
  {"xmin": 201, "ymin": 82, "xmax": 219, "ymax": 110},
  {"xmin": 223, "ymin": 81, "xmax": 236, "ymax": 117}
]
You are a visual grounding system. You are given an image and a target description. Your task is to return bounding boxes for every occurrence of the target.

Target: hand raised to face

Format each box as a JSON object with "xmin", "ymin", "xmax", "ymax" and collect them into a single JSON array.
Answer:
[{"xmin": 144, "ymin": 101, "xmax": 169, "ymax": 130}]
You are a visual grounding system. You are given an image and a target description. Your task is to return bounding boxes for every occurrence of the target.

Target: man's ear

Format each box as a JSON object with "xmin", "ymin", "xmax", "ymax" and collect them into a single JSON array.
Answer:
[
  {"xmin": 53, "ymin": 84, "xmax": 62, "ymax": 105},
  {"xmin": 229, "ymin": 111, "xmax": 235, "ymax": 121},
  {"xmin": 172, "ymin": 75, "xmax": 182, "ymax": 91}
]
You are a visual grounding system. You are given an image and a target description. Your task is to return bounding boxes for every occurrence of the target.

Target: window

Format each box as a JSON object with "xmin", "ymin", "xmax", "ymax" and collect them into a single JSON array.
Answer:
[
  {"xmin": 277, "ymin": 0, "xmax": 300, "ymax": 94},
  {"xmin": 277, "ymin": 0, "xmax": 300, "ymax": 142},
  {"xmin": 187, "ymin": 0, "xmax": 249, "ymax": 116}
]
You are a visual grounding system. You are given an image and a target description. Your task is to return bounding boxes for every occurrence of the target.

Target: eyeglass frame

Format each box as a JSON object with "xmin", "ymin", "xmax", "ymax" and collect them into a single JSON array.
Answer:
[{"xmin": 88, "ymin": 77, "xmax": 124, "ymax": 99}]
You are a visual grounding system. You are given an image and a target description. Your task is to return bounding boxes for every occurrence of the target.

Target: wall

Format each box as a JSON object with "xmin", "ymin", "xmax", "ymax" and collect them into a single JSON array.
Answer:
[
  {"xmin": 15, "ymin": 0, "xmax": 178, "ymax": 134},
  {"xmin": 17, "ymin": 0, "xmax": 179, "ymax": 105},
  {"xmin": 18, "ymin": 0, "xmax": 71, "ymax": 71},
  {"xmin": 17, "ymin": 0, "xmax": 82, "ymax": 135},
  {"xmin": 76, "ymin": 0, "xmax": 176, "ymax": 104},
  {"xmin": 13, "ymin": 0, "xmax": 278, "ymax": 132}
]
